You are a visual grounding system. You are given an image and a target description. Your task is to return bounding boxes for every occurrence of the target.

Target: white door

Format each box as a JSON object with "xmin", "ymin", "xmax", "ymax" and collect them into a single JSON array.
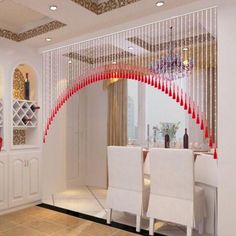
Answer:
[
  {"xmin": 26, "ymin": 153, "xmax": 41, "ymax": 202},
  {"xmin": 9, "ymin": 154, "xmax": 26, "ymax": 207},
  {"xmin": 0, "ymin": 154, "xmax": 8, "ymax": 210}
]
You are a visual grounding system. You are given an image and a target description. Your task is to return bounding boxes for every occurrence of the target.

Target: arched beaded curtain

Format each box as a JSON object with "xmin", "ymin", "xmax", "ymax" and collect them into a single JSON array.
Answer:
[{"xmin": 42, "ymin": 7, "xmax": 218, "ymax": 158}]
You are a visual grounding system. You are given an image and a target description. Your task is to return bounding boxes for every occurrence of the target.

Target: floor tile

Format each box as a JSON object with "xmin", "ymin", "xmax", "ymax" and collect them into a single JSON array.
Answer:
[
  {"xmin": 1, "ymin": 225, "xmax": 48, "ymax": 236},
  {"xmin": 18, "ymin": 206, "xmax": 59, "ymax": 218},
  {"xmin": 80, "ymin": 222, "xmax": 119, "ymax": 236},
  {"xmin": 50, "ymin": 221, "xmax": 92, "ymax": 236},
  {"xmin": 89, "ymin": 187, "xmax": 108, "ymax": 199},
  {"xmin": 0, "ymin": 217, "xmax": 19, "ymax": 232},
  {"xmin": 1, "ymin": 211, "xmax": 39, "ymax": 225},
  {"xmin": 113, "ymin": 230, "xmax": 139, "ymax": 236},
  {"xmin": 23, "ymin": 219, "xmax": 66, "ymax": 234},
  {"xmin": 45, "ymin": 213, "xmax": 88, "ymax": 227},
  {"xmin": 56, "ymin": 188, "xmax": 93, "ymax": 199},
  {"xmin": 56, "ymin": 198, "xmax": 103, "ymax": 213}
]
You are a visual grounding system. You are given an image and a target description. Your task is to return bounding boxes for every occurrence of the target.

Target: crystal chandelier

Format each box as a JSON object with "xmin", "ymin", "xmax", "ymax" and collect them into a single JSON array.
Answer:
[{"xmin": 150, "ymin": 26, "xmax": 193, "ymax": 80}]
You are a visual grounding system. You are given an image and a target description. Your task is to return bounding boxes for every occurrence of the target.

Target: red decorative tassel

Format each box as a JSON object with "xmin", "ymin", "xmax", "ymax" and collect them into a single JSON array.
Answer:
[
  {"xmin": 144, "ymin": 75, "xmax": 148, "ymax": 84},
  {"xmin": 184, "ymin": 93, "xmax": 188, "ymax": 110},
  {"xmin": 200, "ymin": 119, "xmax": 204, "ymax": 130},
  {"xmin": 151, "ymin": 76, "xmax": 154, "ymax": 86},
  {"xmin": 204, "ymin": 125, "xmax": 209, "ymax": 138},
  {"xmin": 141, "ymin": 73, "xmax": 145, "ymax": 83},
  {"xmin": 162, "ymin": 80, "xmax": 165, "ymax": 92},
  {"xmin": 188, "ymin": 101, "xmax": 192, "ymax": 114},
  {"xmin": 209, "ymin": 129, "xmax": 213, "ymax": 148},
  {"xmin": 196, "ymin": 114, "xmax": 200, "ymax": 124},
  {"xmin": 165, "ymin": 82, "xmax": 169, "ymax": 94},
  {"xmin": 196, "ymin": 108, "xmax": 200, "ymax": 124},
  {"xmin": 154, "ymin": 78, "xmax": 158, "ymax": 88},
  {"xmin": 138, "ymin": 72, "xmax": 141, "ymax": 82},
  {"xmin": 213, "ymin": 145, "xmax": 218, "ymax": 159},
  {"xmin": 180, "ymin": 91, "xmax": 183, "ymax": 106},
  {"xmin": 176, "ymin": 88, "xmax": 180, "ymax": 103},
  {"xmin": 158, "ymin": 79, "xmax": 161, "ymax": 90},
  {"xmin": 192, "ymin": 108, "xmax": 196, "ymax": 119},
  {"xmin": 172, "ymin": 84, "xmax": 176, "ymax": 99},
  {"xmin": 169, "ymin": 84, "xmax": 172, "ymax": 97},
  {"xmin": 147, "ymin": 75, "xmax": 151, "ymax": 85}
]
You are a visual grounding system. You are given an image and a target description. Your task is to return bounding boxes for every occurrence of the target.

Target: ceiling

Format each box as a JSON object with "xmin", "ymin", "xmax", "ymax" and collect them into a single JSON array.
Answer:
[
  {"xmin": 0, "ymin": 0, "xmax": 202, "ymax": 47},
  {"xmin": 0, "ymin": 0, "xmax": 48, "ymax": 32}
]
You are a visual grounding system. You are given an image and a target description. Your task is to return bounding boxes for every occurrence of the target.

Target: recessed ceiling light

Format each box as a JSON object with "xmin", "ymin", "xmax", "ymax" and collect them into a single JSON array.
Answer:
[
  {"xmin": 68, "ymin": 60, "xmax": 72, "ymax": 64},
  {"xmin": 49, "ymin": 5, "xmax": 57, "ymax": 11},
  {"xmin": 183, "ymin": 47, "xmax": 189, "ymax": 51},
  {"xmin": 156, "ymin": 1, "xmax": 165, "ymax": 7},
  {"xmin": 112, "ymin": 61, "xmax": 117, "ymax": 64},
  {"xmin": 45, "ymin": 37, "xmax": 52, "ymax": 42},
  {"xmin": 128, "ymin": 46, "xmax": 134, "ymax": 50}
]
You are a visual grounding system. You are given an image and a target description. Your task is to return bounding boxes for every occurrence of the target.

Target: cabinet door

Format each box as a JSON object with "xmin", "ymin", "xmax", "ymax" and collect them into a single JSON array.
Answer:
[
  {"xmin": 0, "ymin": 154, "xmax": 8, "ymax": 210},
  {"xmin": 9, "ymin": 155, "xmax": 26, "ymax": 207},
  {"xmin": 26, "ymin": 154, "xmax": 40, "ymax": 202}
]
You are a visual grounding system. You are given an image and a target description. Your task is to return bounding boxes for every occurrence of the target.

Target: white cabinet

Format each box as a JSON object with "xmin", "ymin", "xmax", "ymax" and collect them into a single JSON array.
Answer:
[
  {"xmin": 9, "ymin": 152, "xmax": 41, "ymax": 207},
  {"xmin": 0, "ymin": 154, "xmax": 8, "ymax": 210}
]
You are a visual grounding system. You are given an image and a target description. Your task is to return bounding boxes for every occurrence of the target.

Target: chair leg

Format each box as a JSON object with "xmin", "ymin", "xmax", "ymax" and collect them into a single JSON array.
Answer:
[
  {"xmin": 136, "ymin": 215, "xmax": 141, "ymax": 232},
  {"xmin": 149, "ymin": 218, "xmax": 155, "ymax": 236},
  {"xmin": 187, "ymin": 226, "xmax": 192, "ymax": 236},
  {"xmin": 107, "ymin": 208, "xmax": 112, "ymax": 224}
]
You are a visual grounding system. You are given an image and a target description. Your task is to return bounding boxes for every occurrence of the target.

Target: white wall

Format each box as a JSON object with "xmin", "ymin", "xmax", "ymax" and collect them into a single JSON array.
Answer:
[
  {"xmin": 85, "ymin": 81, "xmax": 108, "ymax": 188},
  {"xmin": 42, "ymin": 104, "xmax": 67, "ymax": 196},
  {"xmin": 66, "ymin": 81, "xmax": 107, "ymax": 188},
  {"xmin": 217, "ymin": 1, "xmax": 236, "ymax": 235}
]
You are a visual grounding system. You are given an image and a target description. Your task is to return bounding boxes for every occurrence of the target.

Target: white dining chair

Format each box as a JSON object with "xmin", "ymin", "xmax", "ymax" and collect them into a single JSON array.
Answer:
[
  {"xmin": 147, "ymin": 148, "xmax": 206, "ymax": 236},
  {"xmin": 106, "ymin": 146, "xmax": 150, "ymax": 232},
  {"xmin": 195, "ymin": 154, "xmax": 218, "ymax": 235}
]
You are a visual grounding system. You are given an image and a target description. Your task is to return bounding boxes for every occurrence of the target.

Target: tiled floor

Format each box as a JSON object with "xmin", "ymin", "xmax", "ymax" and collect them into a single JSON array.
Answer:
[
  {"xmin": 0, "ymin": 206, "xmax": 138, "ymax": 236},
  {"xmin": 42, "ymin": 186, "xmax": 211, "ymax": 236}
]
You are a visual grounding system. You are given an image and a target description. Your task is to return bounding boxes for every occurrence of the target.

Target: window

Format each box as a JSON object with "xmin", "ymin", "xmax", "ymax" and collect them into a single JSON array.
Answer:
[{"xmin": 127, "ymin": 80, "xmax": 203, "ymax": 147}]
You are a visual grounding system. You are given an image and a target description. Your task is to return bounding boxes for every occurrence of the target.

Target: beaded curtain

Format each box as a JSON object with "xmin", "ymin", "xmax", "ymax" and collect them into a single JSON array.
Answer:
[{"xmin": 42, "ymin": 7, "xmax": 217, "ymax": 158}]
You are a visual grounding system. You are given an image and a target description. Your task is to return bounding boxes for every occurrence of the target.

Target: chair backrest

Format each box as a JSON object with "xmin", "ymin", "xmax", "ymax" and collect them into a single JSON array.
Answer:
[
  {"xmin": 149, "ymin": 148, "xmax": 194, "ymax": 200},
  {"xmin": 195, "ymin": 154, "xmax": 218, "ymax": 187},
  {"xmin": 107, "ymin": 146, "xmax": 143, "ymax": 192}
]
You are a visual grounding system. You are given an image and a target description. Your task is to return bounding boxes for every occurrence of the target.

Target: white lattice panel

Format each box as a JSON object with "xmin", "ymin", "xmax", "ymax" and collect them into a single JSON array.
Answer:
[{"xmin": 13, "ymin": 99, "xmax": 38, "ymax": 128}]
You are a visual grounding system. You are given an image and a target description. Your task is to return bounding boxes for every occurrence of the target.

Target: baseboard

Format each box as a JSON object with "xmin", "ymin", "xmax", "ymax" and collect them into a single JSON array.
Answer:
[{"xmin": 38, "ymin": 203, "xmax": 166, "ymax": 236}]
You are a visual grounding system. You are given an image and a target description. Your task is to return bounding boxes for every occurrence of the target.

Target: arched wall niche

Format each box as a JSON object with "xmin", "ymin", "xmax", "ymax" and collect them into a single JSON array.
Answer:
[
  {"xmin": 11, "ymin": 63, "xmax": 40, "ymax": 147},
  {"xmin": 12, "ymin": 64, "xmax": 37, "ymax": 101}
]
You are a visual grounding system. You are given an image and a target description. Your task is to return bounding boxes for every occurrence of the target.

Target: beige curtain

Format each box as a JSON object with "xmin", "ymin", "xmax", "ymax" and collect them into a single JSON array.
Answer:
[{"xmin": 107, "ymin": 80, "xmax": 127, "ymax": 146}]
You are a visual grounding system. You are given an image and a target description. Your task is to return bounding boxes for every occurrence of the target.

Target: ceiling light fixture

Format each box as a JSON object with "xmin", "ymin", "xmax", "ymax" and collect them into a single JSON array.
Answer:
[
  {"xmin": 156, "ymin": 1, "xmax": 165, "ymax": 7},
  {"xmin": 68, "ymin": 60, "xmax": 72, "ymax": 64},
  {"xmin": 112, "ymin": 61, "xmax": 117, "ymax": 64},
  {"xmin": 183, "ymin": 47, "xmax": 189, "ymax": 51},
  {"xmin": 128, "ymin": 46, "xmax": 134, "ymax": 50},
  {"xmin": 49, "ymin": 5, "xmax": 57, "ymax": 11},
  {"xmin": 45, "ymin": 37, "xmax": 52, "ymax": 42}
]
